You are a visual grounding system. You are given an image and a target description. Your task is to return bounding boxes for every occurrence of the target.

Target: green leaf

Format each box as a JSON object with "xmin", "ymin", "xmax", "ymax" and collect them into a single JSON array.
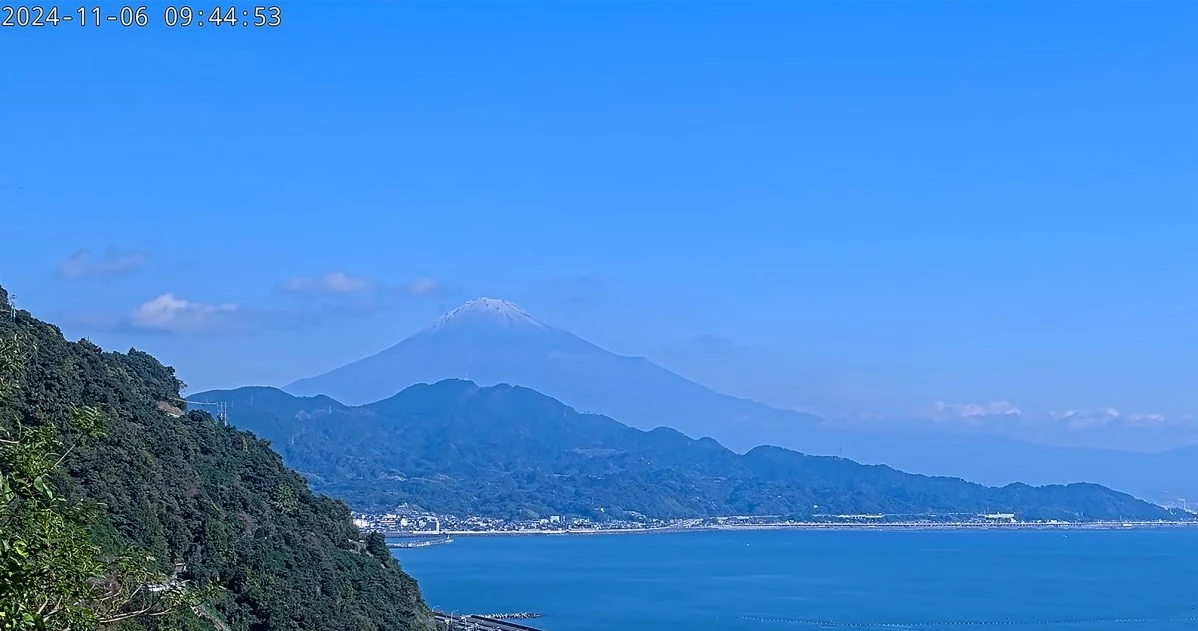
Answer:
[{"xmin": 32, "ymin": 476, "xmax": 52, "ymax": 499}]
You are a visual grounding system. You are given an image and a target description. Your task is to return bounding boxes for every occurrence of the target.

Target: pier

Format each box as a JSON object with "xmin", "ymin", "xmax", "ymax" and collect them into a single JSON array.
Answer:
[{"xmin": 435, "ymin": 612, "xmax": 545, "ymax": 631}]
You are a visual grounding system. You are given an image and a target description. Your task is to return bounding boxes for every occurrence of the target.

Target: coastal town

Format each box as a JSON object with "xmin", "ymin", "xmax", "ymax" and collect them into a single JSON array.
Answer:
[{"xmin": 352, "ymin": 504, "xmax": 1197, "ymax": 537}]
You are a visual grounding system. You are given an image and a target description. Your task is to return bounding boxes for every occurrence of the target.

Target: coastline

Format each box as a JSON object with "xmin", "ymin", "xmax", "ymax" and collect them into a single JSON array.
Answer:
[{"xmin": 386, "ymin": 520, "xmax": 1198, "ymax": 539}]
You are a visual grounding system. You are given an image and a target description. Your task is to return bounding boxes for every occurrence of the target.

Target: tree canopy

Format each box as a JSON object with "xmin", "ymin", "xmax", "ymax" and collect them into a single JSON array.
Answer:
[{"xmin": 0, "ymin": 285, "xmax": 437, "ymax": 631}]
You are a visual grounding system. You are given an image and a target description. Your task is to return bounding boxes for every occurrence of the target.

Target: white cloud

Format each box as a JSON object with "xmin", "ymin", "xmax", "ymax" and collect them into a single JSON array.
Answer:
[
  {"xmin": 927, "ymin": 402, "xmax": 1182, "ymax": 431},
  {"xmin": 129, "ymin": 293, "xmax": 239, "ymax": 334},
  {"xmin": 932, "ymin": 400, "xmax": 1022, "ymax": 423},
  {"xmin": 1049, "ymin": 408, "xmax": 1172, "ymax": 429},
  {"xmin": 402, "ymin": 277, "xmax": 444, "ymax": 296},
  {"xmin": 59, "ymin": 288, "xmax": 393, "ymax": 337},
  {"xmin": 280, "ymin": 272, "xmax": 373, "ymax": 294},
  {"xmin": 57, "ymin": 248, "xmax": 147, "ymax": 279},
  {"xmin": 279, "ymin": 272, "xmax": 444, "ymax": 298}
]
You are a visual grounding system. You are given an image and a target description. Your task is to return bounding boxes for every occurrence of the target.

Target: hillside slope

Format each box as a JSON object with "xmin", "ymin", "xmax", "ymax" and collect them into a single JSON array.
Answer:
[
  {"xmin": 281, "ymin": 299, "xmax": 1195, "ymax": 503},
  {"xmin": 0, "ymin": 285, "xmax": 436, "ymax": 631},
  {"xmin": 194, "ymin": 380, "xmax": 1186, "ymax": 523}
]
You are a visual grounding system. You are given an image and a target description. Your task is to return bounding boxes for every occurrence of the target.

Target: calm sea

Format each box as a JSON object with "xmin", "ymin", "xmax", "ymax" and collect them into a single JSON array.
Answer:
[{"xmin": 393, "ymin": 529, "xmax": 1198, "ymax": 631}]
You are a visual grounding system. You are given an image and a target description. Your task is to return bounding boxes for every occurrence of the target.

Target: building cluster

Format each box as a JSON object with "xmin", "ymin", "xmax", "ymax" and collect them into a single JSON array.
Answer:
[
  {"xmin": 351, "ymin": 506, "xmax": 673, "ymax": 534},
  {"xmin": 350, "ymin": 505, "xmax": 441, "ymax": 532},
  {"xmin": 351, "ymin": 506, "xmax": 1063, "ymax": 534}
]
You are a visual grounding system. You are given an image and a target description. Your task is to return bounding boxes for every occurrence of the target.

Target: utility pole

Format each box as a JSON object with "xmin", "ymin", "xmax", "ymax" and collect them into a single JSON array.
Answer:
[{"xmin": 178, "ymin": 398, "xmax": 228, "ymax": 425}]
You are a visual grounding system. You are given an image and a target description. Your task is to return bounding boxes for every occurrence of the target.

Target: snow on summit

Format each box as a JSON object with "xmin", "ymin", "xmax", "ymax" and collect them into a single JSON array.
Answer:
[{"xmin": 424, "ymin": 297, "xmax": 548, "ymax": 332}]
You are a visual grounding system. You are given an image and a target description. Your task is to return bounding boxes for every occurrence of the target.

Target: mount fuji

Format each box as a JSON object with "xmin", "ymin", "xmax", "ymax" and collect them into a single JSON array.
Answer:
[
  {"xmin": 285, "ymin": 298, "xmax": 819, "ymax": 444},
  {"xmin": 281, "ymin": 298, "xmax": 1196, "ymax": 502}
]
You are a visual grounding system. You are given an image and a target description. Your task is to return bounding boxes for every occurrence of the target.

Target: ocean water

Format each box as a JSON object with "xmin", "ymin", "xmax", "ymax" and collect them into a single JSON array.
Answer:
[{"xmin": 393, "ymin": 529, "xmax": 1198, "ymax": 631}]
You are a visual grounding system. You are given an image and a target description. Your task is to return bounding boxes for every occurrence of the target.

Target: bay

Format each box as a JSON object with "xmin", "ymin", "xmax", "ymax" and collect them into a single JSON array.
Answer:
[{"xmin": 394, "ymin": 529, "xmax": 1198, "ymax": 630}]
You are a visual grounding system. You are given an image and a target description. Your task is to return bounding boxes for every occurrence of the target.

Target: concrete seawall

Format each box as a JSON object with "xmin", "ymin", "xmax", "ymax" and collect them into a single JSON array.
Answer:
[{"xmin": 435, "ymin": 612, "xmax": 546, "ymax": 631}]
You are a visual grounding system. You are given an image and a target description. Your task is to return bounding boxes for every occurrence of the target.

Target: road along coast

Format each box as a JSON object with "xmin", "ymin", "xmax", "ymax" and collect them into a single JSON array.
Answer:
[{"xmin": 388, "ymin": 519, "xmax": 1198, "ymax": 539}]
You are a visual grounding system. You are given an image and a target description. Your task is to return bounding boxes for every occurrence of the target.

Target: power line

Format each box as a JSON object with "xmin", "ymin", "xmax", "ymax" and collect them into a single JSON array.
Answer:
[{"xmin": 173, "ymin": 397, "xmax": 228, "ymax": 425}]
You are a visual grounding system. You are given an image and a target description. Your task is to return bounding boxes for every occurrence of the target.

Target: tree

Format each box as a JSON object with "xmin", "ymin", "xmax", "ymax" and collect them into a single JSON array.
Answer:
[
  {"xmin": 0, "ymin": 289, "xmax": 439, "ymax": 631},
  {"xmin": 0, "ymin": 335, "xmax": 194, "ymax": 630}
]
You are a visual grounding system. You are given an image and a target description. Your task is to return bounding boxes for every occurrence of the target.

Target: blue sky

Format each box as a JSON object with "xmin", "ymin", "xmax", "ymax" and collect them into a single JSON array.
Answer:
[{"xmin": 2, "ymin": 2, "xmax": 1196, "ymax": 437}]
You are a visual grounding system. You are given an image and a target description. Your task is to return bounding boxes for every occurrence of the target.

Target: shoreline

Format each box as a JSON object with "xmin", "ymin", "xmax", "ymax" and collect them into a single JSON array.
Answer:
[{"xmin": 385, "ymin": 520, "xmax": 1198, "ymax": 539}]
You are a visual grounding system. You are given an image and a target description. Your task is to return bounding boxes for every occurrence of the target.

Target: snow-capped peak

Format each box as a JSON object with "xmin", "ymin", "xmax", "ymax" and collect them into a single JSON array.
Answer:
[{"xmin": 424, "ymin": 297, "xmax": 548, "ymax": 332}]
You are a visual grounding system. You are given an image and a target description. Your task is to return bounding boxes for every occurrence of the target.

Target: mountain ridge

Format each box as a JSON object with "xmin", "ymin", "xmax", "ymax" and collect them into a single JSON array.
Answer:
[
  {"xmin": 281, "ymin": 298, "xmax": 1197, "ymax": 504},
  {"xmin": 192, "ymin": 380, "xmax": 1189, "ymax": 523},
  {"xmin": 284, "ymin": 299, "xmax": 810, "ymax": 445}
]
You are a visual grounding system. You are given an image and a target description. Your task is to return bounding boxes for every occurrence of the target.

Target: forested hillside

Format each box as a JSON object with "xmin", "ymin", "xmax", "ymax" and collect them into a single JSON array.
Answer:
[
  {"xmin": 0, "ymin": 285, "xmax": 436, "ymax": 631},
  {"xmin": 194, "ymin": 380, "xmax": 1189, "ymax": 523}
]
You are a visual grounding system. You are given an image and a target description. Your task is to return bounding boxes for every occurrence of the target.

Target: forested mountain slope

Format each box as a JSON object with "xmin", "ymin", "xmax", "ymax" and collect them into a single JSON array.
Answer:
[
  {"xmin": 194, "ymin": 380, "xmax": 1187, "ymax": 523},
  {"xmin": 282, "ymin": 298, "xmax": 1193, "ymax": 504},
  {"xmin": 0, "ymin": 285, "xmax": 436, "ymax": 631}
]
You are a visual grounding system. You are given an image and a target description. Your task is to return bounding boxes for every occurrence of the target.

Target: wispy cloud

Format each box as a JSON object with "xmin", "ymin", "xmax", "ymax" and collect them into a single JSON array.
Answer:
[
  {"xmin": 55, "ymin": 280, "xmax": 396, "ymax": 337},
  {"xmin": 1048, "ymin": 408, "xmax": 1174, "ymax": 429},
  {"xmin": 399, "ymin": 277, "xmax": 444, "ymax": 297},
  {"xmin": 56, "ymin": 248, "xmax": 147, "ymax": 279},
  {"xmin": 927, "ymin": 400, "xmax": 1187, "ymax": 432},
  {"xmin": 931, "ymin": 400, "xmax": 1022, "ymax": 423},
  {"xmin": 128, "ymin": 293, "xmax": 241, "ymax": 334},
  {"xmin": 279, "ymin": 271, "xmax": 374, "ymax": 294},
  {"xmin": 279, "ymin": 272, "xmax": 445, "ymax": 298}
]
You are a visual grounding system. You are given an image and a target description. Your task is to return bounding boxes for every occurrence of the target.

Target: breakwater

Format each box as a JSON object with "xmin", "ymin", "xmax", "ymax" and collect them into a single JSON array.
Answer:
[
  {"xmin": 476, "ymin": 613, "xmax": 541, "ymax": 620},
  {"xmin": 386, "ymin": 536, "xmax": 454, "ymax": 549},
  {"xmin": 434, "ymin": 612, "xmax": 545, "ymax": 631}
]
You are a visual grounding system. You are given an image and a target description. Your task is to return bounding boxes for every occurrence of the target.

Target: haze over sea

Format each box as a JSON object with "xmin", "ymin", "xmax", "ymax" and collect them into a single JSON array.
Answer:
[{"xmin": 395, "ymin": 530, "xmax": 1198, "ymax": 631}]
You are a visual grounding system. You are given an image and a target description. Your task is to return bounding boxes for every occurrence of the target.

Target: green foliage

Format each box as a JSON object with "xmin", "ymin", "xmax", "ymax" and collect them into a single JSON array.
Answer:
[
  {"xmin": 0, "ymin": 285, "xmax": 437, "ymax": 631},
  {"xmin": 1, "ymin": 333, "xmax": 193, "ymax": 630},
  {"xmin": 195, "ymin": 381, "xmax": 1186, "ymax": 523},
  {"xmin": 0, "ymin": 413, "xmax": 107, "ymax": 631}
]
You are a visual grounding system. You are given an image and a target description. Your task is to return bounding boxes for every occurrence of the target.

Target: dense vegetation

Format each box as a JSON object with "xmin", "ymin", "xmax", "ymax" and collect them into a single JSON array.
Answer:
[
  {"xmin": 194, "ymin": 380, "xmax": 1188, "ymax": 523},
  {"xmin": 0, "ymin": 285, "xmax": 436, "ymax": 631}
]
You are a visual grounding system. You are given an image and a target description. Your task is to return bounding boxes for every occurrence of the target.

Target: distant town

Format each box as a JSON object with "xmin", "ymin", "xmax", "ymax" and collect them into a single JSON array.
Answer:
[{"xmin": 353, "ymin": 504, "xmax": 1198, "ymax": 537}]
